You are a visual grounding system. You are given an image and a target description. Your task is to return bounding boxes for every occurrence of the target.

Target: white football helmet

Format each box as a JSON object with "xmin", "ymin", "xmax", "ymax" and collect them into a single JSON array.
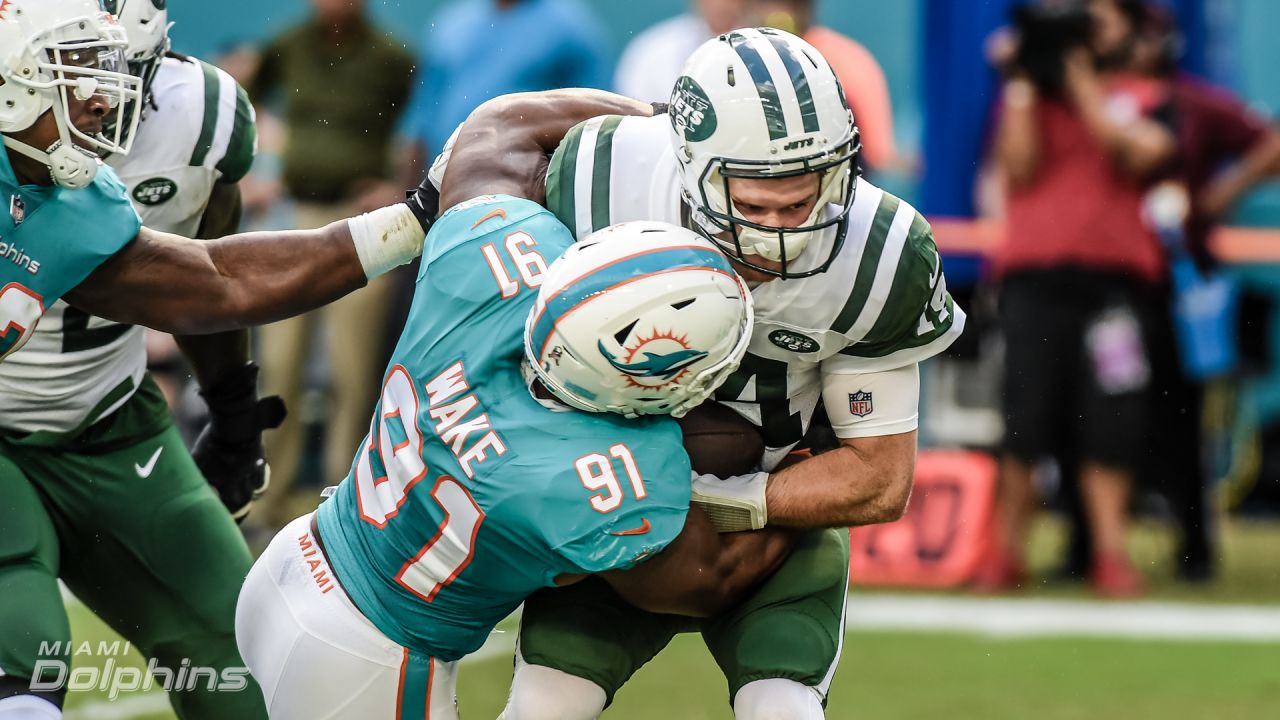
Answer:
[
  {"xmin": 0, "ymin": 0, "xmax": 142, "ymax": 188},
  {"xmin": 525, "ymin": 222, "xmax": 754, "ymax": 418},
  {"xmin": 103, "ymin": 0, "xmax": 170, "ymax": 111},
  {"xmin": 669, "ymin": 27, "xmax": 861, "ymax": 278}
]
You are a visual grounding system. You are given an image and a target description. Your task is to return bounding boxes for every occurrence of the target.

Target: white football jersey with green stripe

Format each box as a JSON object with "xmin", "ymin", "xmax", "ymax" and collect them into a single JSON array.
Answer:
[
  {"xmin": 546, "ymin": 113, "xmax": 965, "ymax": 466},
  {"xmin": 0, "ymin": 56, "xmax": 256, "ymax": 435}
]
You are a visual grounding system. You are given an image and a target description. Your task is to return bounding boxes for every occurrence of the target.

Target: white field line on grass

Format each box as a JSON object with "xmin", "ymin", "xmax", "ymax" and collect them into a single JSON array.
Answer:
[
  {"xmin": 63, "ymin": 592, "xmax": 1280, "ymax": 718},
  {"xmin": 844, "ymin": 593, "xmax": 1280, "ymax": 642}
]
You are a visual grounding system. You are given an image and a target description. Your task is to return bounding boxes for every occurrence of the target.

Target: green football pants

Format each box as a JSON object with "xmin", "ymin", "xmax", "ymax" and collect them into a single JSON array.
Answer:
[
  {"xmin": 519, "ymin": 527, "xmax": 850, "ymax": 706},
  {"xmin": 0, "ymin": 377, "xmax": 267, "ymax": 719}
]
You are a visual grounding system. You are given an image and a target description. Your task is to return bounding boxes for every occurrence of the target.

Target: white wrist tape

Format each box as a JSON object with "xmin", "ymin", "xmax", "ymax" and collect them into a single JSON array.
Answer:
[
  {"xmin": 691, "ymin": 471, "xmax": 769, "ymax": 532},
  {"xmin": 347, "ymin": 204, "xmax": 425, "ymax": 280}
]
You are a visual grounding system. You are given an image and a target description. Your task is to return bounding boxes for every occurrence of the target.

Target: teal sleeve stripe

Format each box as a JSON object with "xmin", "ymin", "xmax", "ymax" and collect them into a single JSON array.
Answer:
[
  {"xmin": 832, "ymin": 193, "xmax": 900, "ymax": 334},
  {"xmin": 547, "ymin": 122, "xmax": 586, "ymax": 239},
  {"xmin": 189, "ymin": 61, "xmax": 222, "ymax": 167},
  {"xmin": 588, "ymin": 116, "xmax": 622, "ymax": 233},
  {"xmin": 215, "ymin": 83, "xmax": 256, "ymax": 182}
]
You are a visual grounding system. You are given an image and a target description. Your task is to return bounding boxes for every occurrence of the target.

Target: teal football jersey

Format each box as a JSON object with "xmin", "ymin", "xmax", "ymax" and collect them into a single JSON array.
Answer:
[
  {"xmin": 315, "ymin": 196, "xmax": 691, "ymax": 661},
  {"xmin": 0, "ymin": 149, "xmax": 141, "ymax": 361}
]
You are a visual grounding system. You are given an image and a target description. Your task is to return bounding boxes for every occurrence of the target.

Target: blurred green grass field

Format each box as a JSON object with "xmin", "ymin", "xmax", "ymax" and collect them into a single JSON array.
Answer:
[{"xmin": 63, "ymin": 517, "xmax": 1280, "ymax": 719}]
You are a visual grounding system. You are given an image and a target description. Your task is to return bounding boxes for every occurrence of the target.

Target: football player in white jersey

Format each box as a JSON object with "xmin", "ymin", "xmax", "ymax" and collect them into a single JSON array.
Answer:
[
  {"xmin": 428, "ymin": 29, "xmax": 966, "ymax": 718},
  {"xmin": 0, "ymin": 0, "xmax": 451, "ymax": 716},
  {"xmin": 0, "ymin": 2, "xmax": 278, "ymax": 717}
]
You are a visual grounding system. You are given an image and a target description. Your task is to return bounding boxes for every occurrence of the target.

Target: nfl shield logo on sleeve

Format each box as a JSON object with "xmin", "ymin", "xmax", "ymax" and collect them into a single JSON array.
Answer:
[
  {"xmin": 9, "ymin": 195, "xmax": 25, "ymax": 226},
  {"xmin": 848, "ymin": 391, "xmax": 873, "ymax": 417}
]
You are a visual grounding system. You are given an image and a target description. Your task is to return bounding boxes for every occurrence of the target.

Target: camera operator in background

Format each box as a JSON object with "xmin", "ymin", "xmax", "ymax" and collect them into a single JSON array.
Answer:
[{"xmin": 976, "ymin": 0, "xmax": 1177, "ymax": 598}]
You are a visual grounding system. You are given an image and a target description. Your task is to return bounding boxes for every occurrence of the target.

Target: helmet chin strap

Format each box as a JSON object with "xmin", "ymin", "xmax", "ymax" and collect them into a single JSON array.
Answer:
[{"xmin": 2, "ymin": 135, "xmax": 99, "ymax": 189}]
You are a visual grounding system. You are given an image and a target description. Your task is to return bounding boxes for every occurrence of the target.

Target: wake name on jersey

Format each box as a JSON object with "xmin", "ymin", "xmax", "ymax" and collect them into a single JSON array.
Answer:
[
  {"xmin": 0, "ymin": 57, "xmax": 256, "ymax": 435},
  {"xmin": 547, "ymin": 113, "xmax": 966, "ymax": 466},
  {"xmin": 316, "ymin": 196, "xmax": 691, "ymax": 662}
]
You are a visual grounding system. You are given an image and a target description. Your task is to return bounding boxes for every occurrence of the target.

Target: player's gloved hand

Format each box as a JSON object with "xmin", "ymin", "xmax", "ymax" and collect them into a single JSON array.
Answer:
[
  {"xmin": 404, "ymin": 174, "xmax": 442, "ymax": 235},
  {"xmin": 192, "ymin": 362, "xmax": 287, "ymax": 523},
  {"xmin": 691, "ymin": 471, "xmax": 770, "ymax": 532}
]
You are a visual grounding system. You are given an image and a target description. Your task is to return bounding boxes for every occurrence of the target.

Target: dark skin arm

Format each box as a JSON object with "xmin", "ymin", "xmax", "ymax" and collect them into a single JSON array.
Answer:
[
  {"xmin": 438, "ymin": 89, "xmax": 653, "ymax": 212},
  {"xmin": 598, "ymin": 506, "xmax": 793, "ymax": 618},
  {"xmin": 172, "ymin": 181, "xmax": 249, "ymax": 386},
  {"xmin": 63, "ymin": 220, "xmax": 366, "ymax": 336}
]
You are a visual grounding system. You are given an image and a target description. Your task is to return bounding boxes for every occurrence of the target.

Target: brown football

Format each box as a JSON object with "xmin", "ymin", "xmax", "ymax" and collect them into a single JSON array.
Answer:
[{"xmin": 678, "ymin": 401, "xmax": 765, "ymax": 477}]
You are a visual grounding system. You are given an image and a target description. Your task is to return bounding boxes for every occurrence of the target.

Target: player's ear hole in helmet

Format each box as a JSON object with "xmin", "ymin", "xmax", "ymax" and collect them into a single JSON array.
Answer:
[
  {"xmin": 524, "ymin": 221, "xmax": 755, "ymax": 419},
  {"xmin": 669, "ymin": 27, "xmax": 862, "ymax": 279},
  {"xmin": 0, "ymin": 0, "xmax": 144, "ymax": 187}
]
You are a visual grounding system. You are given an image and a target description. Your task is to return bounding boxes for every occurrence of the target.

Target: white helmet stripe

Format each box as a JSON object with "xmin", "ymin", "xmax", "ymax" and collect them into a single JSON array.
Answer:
[
  {"xmin": 573, "ymin": 117, "xmax": 604, "ymax": 238},
  {"xmin": 762, "ymin": 33, "xmax": 820, "ymax": 133},
  {"xmin": 747, "ymin": 29, "xmax": 808, "ymax": 140},
  {"xmin": 725, "ymin": 30, "xmax": 789, "ymax": 140}
]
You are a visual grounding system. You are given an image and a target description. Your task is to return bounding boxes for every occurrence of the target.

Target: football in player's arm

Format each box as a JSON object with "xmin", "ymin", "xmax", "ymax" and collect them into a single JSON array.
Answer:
[
  {"xmin": 433, "ymin": 90, "xmax": 959, "ymax": 533},
  {"xmin": 234, "ymin": 95, "xmax": 792, "ymax": 718}
]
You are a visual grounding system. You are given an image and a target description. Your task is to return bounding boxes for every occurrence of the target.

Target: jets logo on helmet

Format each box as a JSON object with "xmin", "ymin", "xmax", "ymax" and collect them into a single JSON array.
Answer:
[
  {"xmin": 669, "ymin": 28, "xmax": 862, "ymax": 279},
  {"xmin": 525, "ymin": 221, "xmax": 754, "ymax": 418},
  {"xmin": 671, "ymin": 76, "xmax": 717, "ymax": 144}
]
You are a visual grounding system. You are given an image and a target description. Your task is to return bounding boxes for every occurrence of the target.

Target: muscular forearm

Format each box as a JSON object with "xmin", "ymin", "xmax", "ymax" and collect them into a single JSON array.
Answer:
[
  {"xmin": 765, "ymin": 439, "xmax": 916, "ymax": 528},
  {"xmin": 191, "ymin": 223, "xmax": 368, "ymax": 333},
  {"xmin": 497, "ymin": 88, "xmax": 653, "ymax": 155},
  {"xmin": 439, "ymin": 89, "xmax": 654, "ymax": 211},
  {"xmin": 69, "ymin": 221, "xmax": 369, "ymax": 336}
]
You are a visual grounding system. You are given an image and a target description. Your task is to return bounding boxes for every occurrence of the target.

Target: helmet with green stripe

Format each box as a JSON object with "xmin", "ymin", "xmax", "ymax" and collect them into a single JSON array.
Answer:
[
  {"xmin": 102, "ymin": 0, "xmax": 169, "ymax": 125},
  {"xmin": 669, "ymin": 27, "xmax": 860, "ymax": 279},
  {"xmin": 524, "ymin": 221, "xmax": 754, "ymax": 419}
]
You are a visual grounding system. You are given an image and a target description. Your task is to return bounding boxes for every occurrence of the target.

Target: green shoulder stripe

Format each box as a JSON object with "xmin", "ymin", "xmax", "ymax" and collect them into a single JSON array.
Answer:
[
  {"xmin": 842, "ymin": 215, "xmax": 959, "ymax": 359},
  {"xmin": 546, "ymin": 120, "xmax": 588, "ymax": 239},
  {"xmin": 215, "ymin": 82, "xmax": 256, "ymax": 182},
  {"xmin": 588, "ymin": 115, "xmax": 622, "ymax": 233},
  {"xmin": 189, "ymin": 61, "xmax": 221, "ymax": 168},
  {"xmin": 832, "ymin": 192, "xmax": 900, "ymax": 334}
]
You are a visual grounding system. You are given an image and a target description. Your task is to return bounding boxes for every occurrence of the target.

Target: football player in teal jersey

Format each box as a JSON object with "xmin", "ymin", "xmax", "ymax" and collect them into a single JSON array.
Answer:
[
  {"xmin": 234, "ymin": 95, "xmax": 792, "ymax": 720},
  {"xmin": 0, "ymin": 1, "xmax": 541, "ymax": 717},
  {"xmin": 0, "ymin": 2, "xmax": 284, "ymax": 717},
  {"xmin": 425, "ymin": 29, "xmax": 965, "ymax": 719}
]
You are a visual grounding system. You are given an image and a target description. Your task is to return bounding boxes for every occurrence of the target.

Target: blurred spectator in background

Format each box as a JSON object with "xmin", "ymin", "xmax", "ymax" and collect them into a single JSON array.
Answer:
[
  {"xmin": 614, "ymin": 0, "xmax": 742, "ymax": 103},
  {"xmin": 1070, "ymin": 3, "xmax": 1280, "ymax": 582},
  {"xmin": 974, "ymin": 0, "xmax": 1178, "ymax": 598},
  {"xmin": 248, "ymin": 0, "xmax": 414, "ymax": 527},
  {"xmin": 403, "ymin": 0, "xmax": 609, "ymax": 178},
  {"xmin": 746, "ymin": 0, "xmax": 900, "ymax": 172}
]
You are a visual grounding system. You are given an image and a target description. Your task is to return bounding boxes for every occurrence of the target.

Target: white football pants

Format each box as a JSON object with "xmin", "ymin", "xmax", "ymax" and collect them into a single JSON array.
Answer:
[{"xmin": 236, "ymin": 514, "xmax": 459, "ymax": 719}]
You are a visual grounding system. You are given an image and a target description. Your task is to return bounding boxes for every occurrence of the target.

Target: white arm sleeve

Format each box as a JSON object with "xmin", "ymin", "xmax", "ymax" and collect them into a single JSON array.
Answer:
[{"xmin": 820, "ymin": 359, "xmax": 920, "ymax": 439}]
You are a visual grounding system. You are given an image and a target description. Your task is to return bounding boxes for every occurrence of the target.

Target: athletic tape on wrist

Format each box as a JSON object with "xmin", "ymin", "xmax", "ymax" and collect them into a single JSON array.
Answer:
[{"xmin": 347, "ymin": 204, "xmax": 425, "ymax": 279}]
